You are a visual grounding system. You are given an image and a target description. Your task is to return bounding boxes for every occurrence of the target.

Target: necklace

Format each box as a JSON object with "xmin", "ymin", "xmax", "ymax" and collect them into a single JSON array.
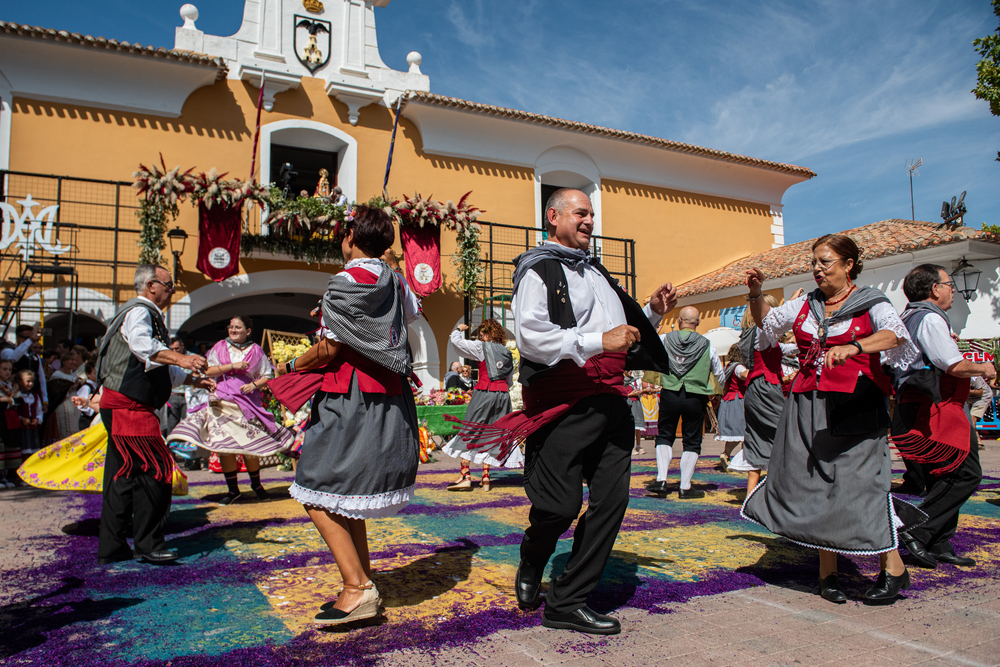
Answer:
[{"xmin": 824, "ymin": 284, "xmax": 855, "ymax": 307}]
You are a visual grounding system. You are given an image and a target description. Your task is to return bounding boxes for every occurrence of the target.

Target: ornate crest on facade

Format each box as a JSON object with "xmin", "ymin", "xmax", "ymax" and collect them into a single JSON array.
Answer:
[
  {"xmin": 302, "ymin": 0, "xmax": 324, "ymax": 13},
  {"xmin": 294, "ymin": 15, "xmax": 331, "ymax": 74},
  {"xmin": 0, "ymin": 195, "xmax": 70, "ymax": 262}
]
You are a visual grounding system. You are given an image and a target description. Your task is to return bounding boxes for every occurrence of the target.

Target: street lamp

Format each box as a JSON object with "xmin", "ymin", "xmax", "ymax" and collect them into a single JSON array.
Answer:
[
  {"xmin": 951, "ymin": 256, "xmax": 981, "ymax": 300},
  {"xmin": 167, "ymin": 226, "xmax": 188, "ymax": 283}
]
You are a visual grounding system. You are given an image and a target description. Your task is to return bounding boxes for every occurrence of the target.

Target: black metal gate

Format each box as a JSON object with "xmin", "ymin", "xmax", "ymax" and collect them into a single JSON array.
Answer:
[
  {"xmin": 0, "ymin": 171, "xmax": 140, "ymax": 338},
  {"xmin": 465, "ymin": 221, "xmax": 637, "ymax": 331}
]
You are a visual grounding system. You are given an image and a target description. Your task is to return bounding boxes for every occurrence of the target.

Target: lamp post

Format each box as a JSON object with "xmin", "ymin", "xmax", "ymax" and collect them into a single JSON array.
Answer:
[
  {"xmin": 951, "ymin": 256, "xmax": 982, "ymax": 300},
  {"xmin": 166, "ymin": 226, "xmax": 188, "ymax": 284}
]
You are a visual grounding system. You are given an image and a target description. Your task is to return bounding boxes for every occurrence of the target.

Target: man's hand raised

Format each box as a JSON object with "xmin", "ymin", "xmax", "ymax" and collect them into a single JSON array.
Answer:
[
  {"xmin": 648, "ymin": 283, "xmax": 677, "ymax": 316},
  {"xmin": 179, "ymin": 354, "xmax": 208, "ymax": 374},
  {"xmin": 603, "ymin": 325, "xmax": 640, "ymax": 353}
]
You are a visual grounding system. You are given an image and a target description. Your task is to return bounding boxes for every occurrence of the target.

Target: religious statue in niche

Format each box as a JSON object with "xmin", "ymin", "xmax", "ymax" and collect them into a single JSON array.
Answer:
[
  {"xmin": 313, "ymin": 168, "xmax": 331, "ymax": 199},
  {"xmin": 294, "ymin": 16, "xmax": 331, "ymax": 74}
]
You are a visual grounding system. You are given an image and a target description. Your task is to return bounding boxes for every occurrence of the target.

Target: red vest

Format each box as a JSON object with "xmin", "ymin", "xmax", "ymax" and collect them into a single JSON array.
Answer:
[
  {"xmin": 722, "ymin": 369, "xmax": 747, "ymax": 400},
  {"xmin": 792, "ymin": 300, "xmax": 893, "ymax": 396},
  {"xmin": 319, "ymin": 266, "xmax": 403, "ymax": 396},
  {"xmin": 746, "ymin": 344, "xmax": 783, "ymax": 385},
  {"xmin": 474, "ymin": 358, "xmax": 509, "ymax": 392}
]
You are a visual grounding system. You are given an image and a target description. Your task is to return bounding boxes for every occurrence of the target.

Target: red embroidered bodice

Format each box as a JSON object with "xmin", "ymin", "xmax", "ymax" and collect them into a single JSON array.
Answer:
[{"xmin": 474, "ymin": 358, "xmax": 510, "ymax": 392}]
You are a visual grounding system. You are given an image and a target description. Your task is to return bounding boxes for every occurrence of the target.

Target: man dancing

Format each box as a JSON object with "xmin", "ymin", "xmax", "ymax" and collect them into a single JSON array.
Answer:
[
  {"xmin": 458, "ymin": 188, "xmax": 675, "ymax": 634},
  {"xmin": 95, "ymin": 265, "xmax": 214, "ymax": 564},
  {"xmin": 650, "ymin": 306, "xmax": 724, "ymax": 498},
  {"xmin": 892, "ymin": 264, "xmax": 994, "ymax": 568}
]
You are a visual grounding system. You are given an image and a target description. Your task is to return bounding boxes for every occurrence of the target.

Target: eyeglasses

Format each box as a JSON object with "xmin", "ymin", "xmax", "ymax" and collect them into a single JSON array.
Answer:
[
  {"xmin": 809, "ymin": 257, "xmax": 842, "ymax": 270},
  {"xmin": 148, "ymin": 280, "xmax": 175, "ymax": 291},
  {"xmin": 936, "ymin": 280, "xmax": 956, "ymax": 291}
]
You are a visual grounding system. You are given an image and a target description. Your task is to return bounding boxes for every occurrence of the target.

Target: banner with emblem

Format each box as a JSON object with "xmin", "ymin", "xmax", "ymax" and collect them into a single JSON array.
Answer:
[
  {"xmin": 196, "ymin": 202, "xmax": 241, "ymax": 282},
  {"xmin": 400, "ymin": 224, "xmax": 442, "ymax": 298}
]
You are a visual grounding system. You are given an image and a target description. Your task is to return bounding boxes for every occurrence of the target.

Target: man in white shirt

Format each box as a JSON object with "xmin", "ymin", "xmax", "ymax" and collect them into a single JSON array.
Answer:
[
  {"xmin": 95, "ymin": 265, "xmax": 214, "ymax": 565},
  {"xmin": 893, "ymin": 264, "xmax": 994, "ymax": 569},
  {"xmin": 508, "ymin": 188, "xmax": 676, "ymax": 635}
]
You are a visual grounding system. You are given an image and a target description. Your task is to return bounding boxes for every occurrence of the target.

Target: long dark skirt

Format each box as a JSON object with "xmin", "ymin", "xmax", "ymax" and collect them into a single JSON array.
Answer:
[
  {"xmin": 289, "ymin": 375, "xmax": 419, "ymax": 520},
  {"xmin": 742, "ymin": 390, "xmax": 925, "ymax": 555},
  {"xmin": 742, "ymin": 376, "xmax": 786, "ymax": 470}
]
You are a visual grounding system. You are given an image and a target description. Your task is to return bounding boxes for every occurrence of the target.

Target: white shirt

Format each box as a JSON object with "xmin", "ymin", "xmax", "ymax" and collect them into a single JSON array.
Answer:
[
  {"xmin": 76, "ymin": 380, "xmax": 97, "ymax": 417},
  {"xmin": 895, "ymin": 309, "xmax": 965, "ymax": 388},
  {"xmin": 512, "ymin": 245, "xmax": 661, "ymax": 367},
  {"xmin": 1, "ymin": 338, "xmax": 48, "ymax": 398},
  {"xmin": 449, "ymin": 329, "xmax": 513, "ymax": 386},
  {"xmin": 760, "ymin": 294, "xmax": 918, "ymax": 373},
  {"xmin": 659, "ymin": 331, "xmax": 727, "ymax": 387},
  {"xmin": 320, "ymin": 258, "xmax": 421, "ymax": 341},
  {"xmin": 120, "ymin": 296, "xmax": 187, "ymax": 387}
]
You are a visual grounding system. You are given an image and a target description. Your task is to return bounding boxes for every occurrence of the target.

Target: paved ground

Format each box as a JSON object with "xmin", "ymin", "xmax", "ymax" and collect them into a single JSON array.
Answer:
[{"xmin": 2, "ymin": 437, "xmax": 999, "ymax": 667}]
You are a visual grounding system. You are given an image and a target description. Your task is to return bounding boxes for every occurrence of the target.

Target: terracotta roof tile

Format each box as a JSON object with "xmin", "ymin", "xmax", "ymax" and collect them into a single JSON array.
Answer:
[
  {"xmin": 402, "ymin": 91, "xmax": 816, "ymax": 178},
  {"xmin": 0, "ymin": 21, "xmax": 228, "ymax": 80},
  {"xmin": 677, "ymin": 219, "xmax": 996, "ymax": 298}
]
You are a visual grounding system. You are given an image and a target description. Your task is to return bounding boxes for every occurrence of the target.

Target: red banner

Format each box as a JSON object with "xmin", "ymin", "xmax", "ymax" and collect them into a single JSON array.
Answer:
[
  {"xmin": 196, "ymin": 202, "xmax": 241, "ymax": 282},
  {"xmin": 400, "ymin": 224, "xmax": 441, "ymax": 297}
]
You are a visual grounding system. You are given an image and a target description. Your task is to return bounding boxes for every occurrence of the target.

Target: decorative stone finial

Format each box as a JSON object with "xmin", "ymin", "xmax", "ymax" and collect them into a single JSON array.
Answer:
[
  {"xmin": 180, "ymin": 4, "xmax": 199, "ymax": 29},
  {"xmin": 406, "ymin": 51, "xmax": 422, "ymax": 75}
]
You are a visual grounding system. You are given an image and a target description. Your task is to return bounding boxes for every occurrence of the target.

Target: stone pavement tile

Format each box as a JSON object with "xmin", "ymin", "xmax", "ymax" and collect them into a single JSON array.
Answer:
[
  {"xmin": 859, "ymin": 642, "xmax": 953, "ymax": 666},
  {"xmin": 766, "ymin": 641, "xmax": 859, "ymax": 666},
  {"xmin": 632, "ymin": 624, "xmax": 691, "ymax": 643},
  {"xmin": 947, "ymin": 638, "xmax": 1000, "ymax": 666},
  {"xmin": 874, "ymin": 621, "xmax": 942, "ymax": 642}
]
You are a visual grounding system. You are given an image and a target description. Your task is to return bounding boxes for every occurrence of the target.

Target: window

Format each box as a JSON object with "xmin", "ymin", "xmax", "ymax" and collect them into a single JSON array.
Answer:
[{"xmin": 270, "ymin": 144, "xmax": 337, "ymax": 197}]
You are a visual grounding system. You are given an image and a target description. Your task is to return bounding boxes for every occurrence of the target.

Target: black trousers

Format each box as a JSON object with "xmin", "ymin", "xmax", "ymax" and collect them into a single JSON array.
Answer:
[
  {"xmin": 655, "ymin": 388, "xmax": 708, "ymax": 453},
  {"xmin": 520, "ymin": 394, "xmax": 633, "ymax": 615},
  {"xmin": 908, "ymin": 424, "xmax": 982, "ymax": 555},
  {"xmin": 98, "ymin": 408, "xmax": 173, "ymax": 560}
]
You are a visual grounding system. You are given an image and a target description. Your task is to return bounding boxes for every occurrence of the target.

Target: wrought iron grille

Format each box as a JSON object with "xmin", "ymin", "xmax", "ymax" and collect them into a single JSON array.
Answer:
[
  {"xmin": 465, "ymin": 221, "xmax": 637, "ymax": 331},
  {"xmin": 0, "ymin": 170, "xmax": 140, "ymax": 333}
]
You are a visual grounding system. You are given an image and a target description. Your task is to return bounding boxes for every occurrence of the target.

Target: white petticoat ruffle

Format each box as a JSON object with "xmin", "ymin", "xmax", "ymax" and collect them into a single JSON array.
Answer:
[
  {"xmin": 714, "ymin": 435, "xmax": 744, "ymax": 442},
  {"xmin": 289, "ymin": 482, "xmax": 414, "ymax": 520},
  {"xmin": 440, "ymin": 436, "xmax": 525, "ymax": 469}
]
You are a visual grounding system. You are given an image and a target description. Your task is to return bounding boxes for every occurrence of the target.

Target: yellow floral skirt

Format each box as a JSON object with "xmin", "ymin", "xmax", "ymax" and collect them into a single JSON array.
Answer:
[{"xmin": 18, "ymin": 422, "xmax": 188, "ymax": 495}]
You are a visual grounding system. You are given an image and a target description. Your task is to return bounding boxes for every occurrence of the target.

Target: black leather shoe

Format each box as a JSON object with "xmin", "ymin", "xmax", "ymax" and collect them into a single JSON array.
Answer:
[
  {"xmin": 647, "ymin": 481, "xmax": 668, "ymax": 494},
  {"xmin": 818, "ymin": 574, "xmax": 847, "ymax": 603},
  {"xmin": 137, "ymin": 551, "xmax": 179, "ymax": 564},
  {"xmin": 252, "ymin": 486, "xmax": 271, "ymax": 502},
  {"xmin": 863, "ymin": 569, "xmax": 910, "ymax": 604},
  {"xmin": 933, "ymin": 551, "xmax": 975, "ymax": 566},
  {"xmin": 677, "ymin": 488, "xmax": 705, "ymax": 499},
  {"xmin": 899, "ymin": 531, "xmax": 937, "ymax": 569},
  {"xmin": 542, "ymin": 606, "xmax": 621, "ymax": 635},
  {"xmin": 219, "ymin": 492, "xmax": 241, "ymax": 505},
  {"xmin": 514, "ymin": 560, "xmax": 544, "ymax": 610}
]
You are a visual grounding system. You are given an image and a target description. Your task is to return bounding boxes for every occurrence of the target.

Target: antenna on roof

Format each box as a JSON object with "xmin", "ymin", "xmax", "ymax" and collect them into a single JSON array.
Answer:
[{"xmin": 906, "ymin": 158, "xmax": 922, "ymax": 221}]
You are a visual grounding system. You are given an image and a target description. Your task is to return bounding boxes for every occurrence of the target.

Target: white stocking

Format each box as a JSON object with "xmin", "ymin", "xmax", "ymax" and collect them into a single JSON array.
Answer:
[
  {"xmin": 655, "ymin": 444, "xmax": 673, "ymax": 481},
  {"xmin": 679, "ymin": 451, "xmax": 699, "ymax": 490}
]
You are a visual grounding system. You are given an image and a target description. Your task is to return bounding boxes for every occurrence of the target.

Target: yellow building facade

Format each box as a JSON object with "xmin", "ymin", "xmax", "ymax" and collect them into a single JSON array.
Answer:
[{"xmin": 0, "ymin": 0, "xmax": 814, "ymax": 387}]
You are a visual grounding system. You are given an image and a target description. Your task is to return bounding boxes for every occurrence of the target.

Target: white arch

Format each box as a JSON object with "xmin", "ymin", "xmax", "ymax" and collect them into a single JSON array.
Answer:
[
  {"xmin": 534, "ymin": 145, "xmax": 603, "ymax": 237},
  {"xmin": 259, "ymin": 119, "xmax": 358, "ymax": 202},
  {"xmin": 19, "ymin": 287, "xmax": 118, "ymax": 324}
]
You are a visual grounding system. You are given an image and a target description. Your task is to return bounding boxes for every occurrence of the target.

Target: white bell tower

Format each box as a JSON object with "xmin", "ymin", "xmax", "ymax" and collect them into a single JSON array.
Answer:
[{"xmin": 174, "ymin": 0, "xmax": 429, "ymax": 123}]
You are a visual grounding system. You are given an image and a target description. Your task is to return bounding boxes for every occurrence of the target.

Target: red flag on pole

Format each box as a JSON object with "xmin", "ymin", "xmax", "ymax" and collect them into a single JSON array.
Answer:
[
  {"xmin": 196, "ymin": 202, "xmax": 241, "ymax": 282},
  {"xmin": 400, "ymin": 225, "xmax": 442, "ymax": 297}
]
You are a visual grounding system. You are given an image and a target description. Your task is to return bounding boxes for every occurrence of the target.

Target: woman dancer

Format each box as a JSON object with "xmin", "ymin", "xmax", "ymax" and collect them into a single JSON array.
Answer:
[
  {"xmin": 715, "ymin": 344, "xmax": 748, "ymax": 471},
  {"xmin": 270, "ymin": 204, "xmax": 420, "ymax": 626},
  {"xmin": 168, "ymin": 316, "xmax": 294, "ymax": 505},
  {"xmin": 729, "ymin": 295, "xmax": 791, "ymax": 492},
  {"xmin": 742, "ymin": 234, "xmax": 924, "ymax": 604},
  {"xmin": 442, "ymin": 320, "xmax": 518, "ymax": 491}
]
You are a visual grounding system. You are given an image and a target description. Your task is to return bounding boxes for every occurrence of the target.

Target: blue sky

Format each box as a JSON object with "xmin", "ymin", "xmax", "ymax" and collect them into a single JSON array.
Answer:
[{"xmin": 5, "ymin": 0, "xmax": 998, "ymax": 243}]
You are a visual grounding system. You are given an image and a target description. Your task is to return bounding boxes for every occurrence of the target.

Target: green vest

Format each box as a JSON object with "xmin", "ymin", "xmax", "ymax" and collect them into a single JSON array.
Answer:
[{"xmin": 660, "ymin": 330, "xmax": 714, "ymax": 396}]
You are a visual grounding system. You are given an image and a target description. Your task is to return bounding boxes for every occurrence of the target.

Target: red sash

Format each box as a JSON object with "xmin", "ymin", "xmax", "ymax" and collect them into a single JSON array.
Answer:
[
  {"xmin": 102, "ymin": 388, "xmax": 173, "ymax": 483},
  {"xmin": 890, "ymin": 374, "xmax": 972, "ymax": 475}
]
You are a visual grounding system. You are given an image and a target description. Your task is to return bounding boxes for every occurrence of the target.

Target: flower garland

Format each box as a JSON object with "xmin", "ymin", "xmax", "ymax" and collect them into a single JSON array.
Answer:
[{"xmin": 241, "ymin": 186, "xmax": 351, "ymax": 264}]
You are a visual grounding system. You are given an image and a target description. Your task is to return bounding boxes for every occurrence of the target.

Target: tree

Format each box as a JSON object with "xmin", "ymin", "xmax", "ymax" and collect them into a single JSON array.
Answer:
[{"xmin": 973, "ymin": 0, "xmax": 1000, "ymax": 161}]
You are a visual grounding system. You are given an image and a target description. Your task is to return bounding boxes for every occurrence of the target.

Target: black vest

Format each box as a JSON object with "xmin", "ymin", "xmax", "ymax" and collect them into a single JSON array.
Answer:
[{"xmin": 518, "ymin": 259, "xmax": 671, "ymax": 387}]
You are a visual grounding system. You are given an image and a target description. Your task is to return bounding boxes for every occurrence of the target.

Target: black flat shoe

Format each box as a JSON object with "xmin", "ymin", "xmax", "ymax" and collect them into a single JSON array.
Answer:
[
  {"xmin": 219, "ymin": 492, "xmax": 241, "ymax": 505},
  {"xmin": 863, "ymin": 569, "xmax": 910, "ymax": 604},
  {"xmin": 818, "ymin": 574, "xmax": 847, "ymax": 603},
  {"xmin": 137, "ymin": 551, "xmax": 179, "ymax": 564},
  {"xmin": 542, "ymin": 606, "xmax": 621, "ymax": 635},
  {"xmin": 899, "ymin": 531, "xmax": 937, "ymax": 569},
  {"xmin": 677, "ymin": 488, "xmax": 705, "ymax": 499},
  {"xmin": 252, "ymin": 486, "xmax": 271, "ymax": 502},
  {"xmin": 514, "ymin": 560, "xmax": 544, "ymax": 611},
  {"xmin": 647, "ymin": 481, "xmax": 668, "ymax": 494},
  {"xmin": 933, "ymin": 551, "xmax": 975, "ymax": 566}
]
